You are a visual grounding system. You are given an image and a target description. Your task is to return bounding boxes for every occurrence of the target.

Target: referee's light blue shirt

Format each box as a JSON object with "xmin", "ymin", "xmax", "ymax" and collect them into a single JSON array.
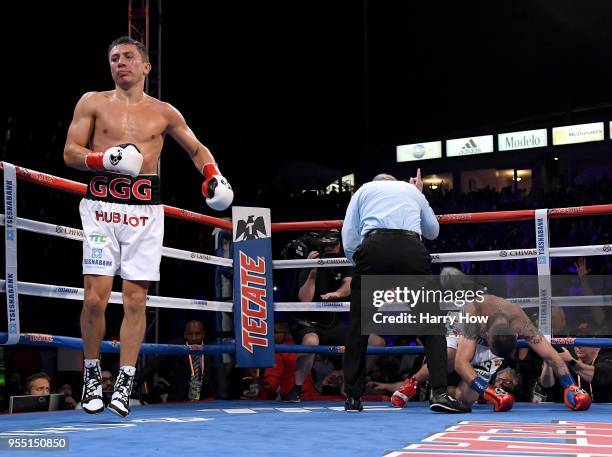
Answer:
[{"xmin": 341, "ymin": 180, "xmax": 439, "ymax": 265}]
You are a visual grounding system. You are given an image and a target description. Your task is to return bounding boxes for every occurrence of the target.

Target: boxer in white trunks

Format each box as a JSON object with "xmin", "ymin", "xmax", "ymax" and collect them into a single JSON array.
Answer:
[{"xmin": 63, "ymin": 36, "xmax": 233, "ymax": 417}]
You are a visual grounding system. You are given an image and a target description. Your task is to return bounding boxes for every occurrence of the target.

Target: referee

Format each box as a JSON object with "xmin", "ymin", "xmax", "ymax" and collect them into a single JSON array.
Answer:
[{"xmin": 341, "ymin": 170, "xmax": 468, "ymax": 413}]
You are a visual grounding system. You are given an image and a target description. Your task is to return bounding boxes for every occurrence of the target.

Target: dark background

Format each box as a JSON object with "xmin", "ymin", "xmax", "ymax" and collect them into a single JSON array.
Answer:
[{"xmin": 3, "ymin": 1, "xmax": 612, "ymax": 198}]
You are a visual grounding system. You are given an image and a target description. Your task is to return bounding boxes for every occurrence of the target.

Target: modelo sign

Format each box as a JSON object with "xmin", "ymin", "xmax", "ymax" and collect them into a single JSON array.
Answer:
[
  {"xmin": 396, "ymin": 141, "xmax": 442, "ymax": 162},
  {"xmin": 446, "ymin": 135, "xmax": 493, "ymax": 157},
  {"xmin": 552, "ymin": 122, "xmax": 604, "ymax": 145},
  {"xmin": 498, "ymin": 128, "xmax": 547, "ymax": 151}
]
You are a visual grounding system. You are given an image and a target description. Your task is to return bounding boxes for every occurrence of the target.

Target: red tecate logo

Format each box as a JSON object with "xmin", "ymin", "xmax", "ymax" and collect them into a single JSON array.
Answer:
[{"xmin": 240, "ymin": 252, "xmax": 269, "ymax": 353}]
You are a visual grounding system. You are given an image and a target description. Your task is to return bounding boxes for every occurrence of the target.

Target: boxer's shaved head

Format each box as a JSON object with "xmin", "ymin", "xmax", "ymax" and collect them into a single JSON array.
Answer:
[{"xmin": 108, "ymin": 36, "xmax": 149, "ymax": 63}]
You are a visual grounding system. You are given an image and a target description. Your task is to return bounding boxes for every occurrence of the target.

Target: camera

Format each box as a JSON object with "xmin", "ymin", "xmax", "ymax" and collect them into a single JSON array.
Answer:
[{"xmin": 281, "ymin": 230, "xmax": 341, "ymax": 259}]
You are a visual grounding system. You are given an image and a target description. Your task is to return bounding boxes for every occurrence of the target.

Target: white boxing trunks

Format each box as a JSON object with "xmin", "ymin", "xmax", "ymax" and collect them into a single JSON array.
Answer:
[
  {"xmin": 80, "ymin": 172, "xmax": 164, "ymax": 281},
  {"xmin": 446, "ymin": 312, "xmax": 503, "ymax": 381}
]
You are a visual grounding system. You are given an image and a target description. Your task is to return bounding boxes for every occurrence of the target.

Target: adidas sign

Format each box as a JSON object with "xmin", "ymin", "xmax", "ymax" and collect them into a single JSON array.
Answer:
[{"xmin": 459, "ymin": 138, "xmax": 481, "ymax": 155}]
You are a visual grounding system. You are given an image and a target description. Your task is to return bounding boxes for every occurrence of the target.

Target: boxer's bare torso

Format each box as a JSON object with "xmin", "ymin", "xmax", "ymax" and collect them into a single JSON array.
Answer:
[
  {"xmin": 64, "ymin": 42, "xmax": 213, "ymax": 176},
  {"xmin": 78, "ymin": 91, "xmax": 174, "ymax": 174}
]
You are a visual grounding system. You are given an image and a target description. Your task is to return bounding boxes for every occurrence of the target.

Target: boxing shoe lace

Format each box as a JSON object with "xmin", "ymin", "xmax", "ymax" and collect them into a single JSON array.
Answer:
[
  {"xmin": 82, "ymin": 365, "xmax": 102, "ymax": 401},
  {"xmin": 113, "ymin": 369, "xmax": 134, "ymax": 403}
]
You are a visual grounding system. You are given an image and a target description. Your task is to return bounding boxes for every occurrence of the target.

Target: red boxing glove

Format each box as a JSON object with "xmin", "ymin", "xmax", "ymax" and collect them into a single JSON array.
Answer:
[
  {"xmin": 201, "ymin": 163, "xmax": 221, "ymax": 198},
  {"xmin": 201, "ymin": 163, "xmax": 233, "ymax": 211},
  {"xmin": 390, "ymin": 376, "xmax": 418, "ymax": 408},
  {"xmin": 483, "ymin": 386, "xmax": 514, "ymax": 412},
  {"xmin": 563, "ymin": 385, "xmax": 592, "ymax": 411}
]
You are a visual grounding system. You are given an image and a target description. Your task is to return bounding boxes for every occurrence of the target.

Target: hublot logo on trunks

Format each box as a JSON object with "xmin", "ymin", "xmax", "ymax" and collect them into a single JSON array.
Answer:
[
  {"xmin": 95, "ymin": 211, "xmax": 149, "ymax": 227},
  {"xmin": 86, "ymin": 173, "xmax": 161, "ymax": 205}
]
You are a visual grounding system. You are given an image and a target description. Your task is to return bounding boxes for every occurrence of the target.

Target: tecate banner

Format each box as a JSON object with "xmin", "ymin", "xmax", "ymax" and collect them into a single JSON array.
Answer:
[
  {"xmin": 552, "ymin": 122, "xmax": 604, "ymax": 145},
  {"xmin": 446, "ymin": 134, "xmax": 494, "ymax": 157},
  {"xmin": 498, "ymin": 128, "xmax": 548, "ymax": 151},
  {"xmin": 396, "ymin": 141, "xmax": 442, "ymax": 162},
  {"xmin": 232, "ymin": 206, "xmax": 275, "ymax": 368}
]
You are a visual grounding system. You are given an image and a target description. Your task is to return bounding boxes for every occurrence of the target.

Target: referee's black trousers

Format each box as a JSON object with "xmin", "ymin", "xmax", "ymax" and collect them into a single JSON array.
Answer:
[{"xmin": 343, "ymin": 231, "xmax": 448, "ymax": 399}]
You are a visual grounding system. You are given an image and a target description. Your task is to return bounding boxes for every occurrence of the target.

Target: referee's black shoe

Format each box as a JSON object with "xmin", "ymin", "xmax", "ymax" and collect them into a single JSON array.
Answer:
[
  {"xmin": 429, "ymin": 392, "xmax": 471, "ymax": 413},
  {"xmin": 345, "ymin": 396, "xmax": 363, "ymax": 412}
]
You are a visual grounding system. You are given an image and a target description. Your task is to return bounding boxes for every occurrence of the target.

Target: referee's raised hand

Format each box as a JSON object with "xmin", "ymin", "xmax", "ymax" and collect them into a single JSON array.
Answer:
[{"xmin": 409, "ymin": 168, "xmax": 423, "ymax": 192}]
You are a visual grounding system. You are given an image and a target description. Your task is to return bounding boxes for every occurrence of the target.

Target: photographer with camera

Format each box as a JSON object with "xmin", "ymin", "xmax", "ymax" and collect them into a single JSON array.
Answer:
[{"xmin": 283, "ymin": 231, "xmax": 384, "ymax": 402}]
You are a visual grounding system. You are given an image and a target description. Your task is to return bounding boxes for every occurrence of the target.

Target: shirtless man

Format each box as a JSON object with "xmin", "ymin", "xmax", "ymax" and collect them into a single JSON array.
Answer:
[
  {"xmin": 63, "ymin": 36, "xmax": 233, "ymax": 417},
  {"xmin": 391, "ymin": 267, "xmax": 591, "ymax": 412}
]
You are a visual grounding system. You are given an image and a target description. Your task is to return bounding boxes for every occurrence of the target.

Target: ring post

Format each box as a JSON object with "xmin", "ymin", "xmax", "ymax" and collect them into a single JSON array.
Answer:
[
  {"xmin": 2, "ymin": 163, "xmax": 20, "ymax": 345},
  {"xmin": 535, "ymin": 208, "xmax": 552, "ymax": 341},
  {"xmin": 231, "ymin": 207, "xmax": 275, "ymax": 368}
]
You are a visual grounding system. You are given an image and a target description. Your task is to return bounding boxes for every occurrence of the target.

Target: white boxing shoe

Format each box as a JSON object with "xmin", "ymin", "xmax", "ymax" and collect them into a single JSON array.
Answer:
[
  {"xmin": 108, "ymin": 368, "xmax": 135, "ymax": 418},
  {"xmin": 81, "ymin": 364, "xmax": 104, "ymax": 414}
]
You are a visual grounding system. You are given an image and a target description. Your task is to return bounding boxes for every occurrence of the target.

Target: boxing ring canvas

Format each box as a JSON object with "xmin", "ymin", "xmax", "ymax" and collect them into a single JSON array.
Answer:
[{"xmin": 2, "ymin": 401, "xmax": 612, "ymax": 456}]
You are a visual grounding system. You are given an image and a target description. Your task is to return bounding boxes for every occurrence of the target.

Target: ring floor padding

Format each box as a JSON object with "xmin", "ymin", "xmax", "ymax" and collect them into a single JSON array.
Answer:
[{"xmin": 1, "ymin": 401, "xmax": 612, "ymax": 456}]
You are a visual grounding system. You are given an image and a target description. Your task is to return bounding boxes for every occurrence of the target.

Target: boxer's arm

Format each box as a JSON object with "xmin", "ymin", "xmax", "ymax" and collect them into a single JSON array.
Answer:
[
  {"xmin": 63, "ymin": 92, "xmax": 97, "ymax": 169},
  {"xmin": 455, "ymin": 336, "xmax": 479, "ymax": 385},
  {"xmin": 163, "ymin": 102, "xmax": 215, "ymax": 170},
  {"xmin": 528, "ymin": 336, "xmax": 572, "ymax": 378}
]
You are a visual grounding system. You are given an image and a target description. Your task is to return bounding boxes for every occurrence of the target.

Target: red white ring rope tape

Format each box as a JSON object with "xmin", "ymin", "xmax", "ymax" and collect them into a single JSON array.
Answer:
[{"xmin": 2, "ymin": 163, "xmax": 612, "ymax": 231}]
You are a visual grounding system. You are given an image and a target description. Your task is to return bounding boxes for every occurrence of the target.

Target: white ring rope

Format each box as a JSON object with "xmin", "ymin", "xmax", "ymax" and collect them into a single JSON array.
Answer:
[
  {"xmin": 0, "ymin": 215, "xmax": 232, "ymax": 267},
  {"xmin": 0, "ymin": 280, "xmax": 232, "ymax": 312},
  {"xmin": 3, "ymin": 279, "xmax": 610, "ymax": 313},
  {"xmin": 0, "ymin": 213, "xmax": 610, "ymax": 315},
  {"xmin": 272, "ymin": 244, "xmax": 612, "ymax": 269},
  {"xmin": 2, "ymin": 215, "xmax": 609, "ymax": 270}
]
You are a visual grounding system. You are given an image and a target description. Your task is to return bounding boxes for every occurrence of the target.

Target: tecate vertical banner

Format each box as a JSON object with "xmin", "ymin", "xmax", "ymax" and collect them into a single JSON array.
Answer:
[{"xmin": 232, "ymin": 206, "xmax": 275, "ymax": 368}]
